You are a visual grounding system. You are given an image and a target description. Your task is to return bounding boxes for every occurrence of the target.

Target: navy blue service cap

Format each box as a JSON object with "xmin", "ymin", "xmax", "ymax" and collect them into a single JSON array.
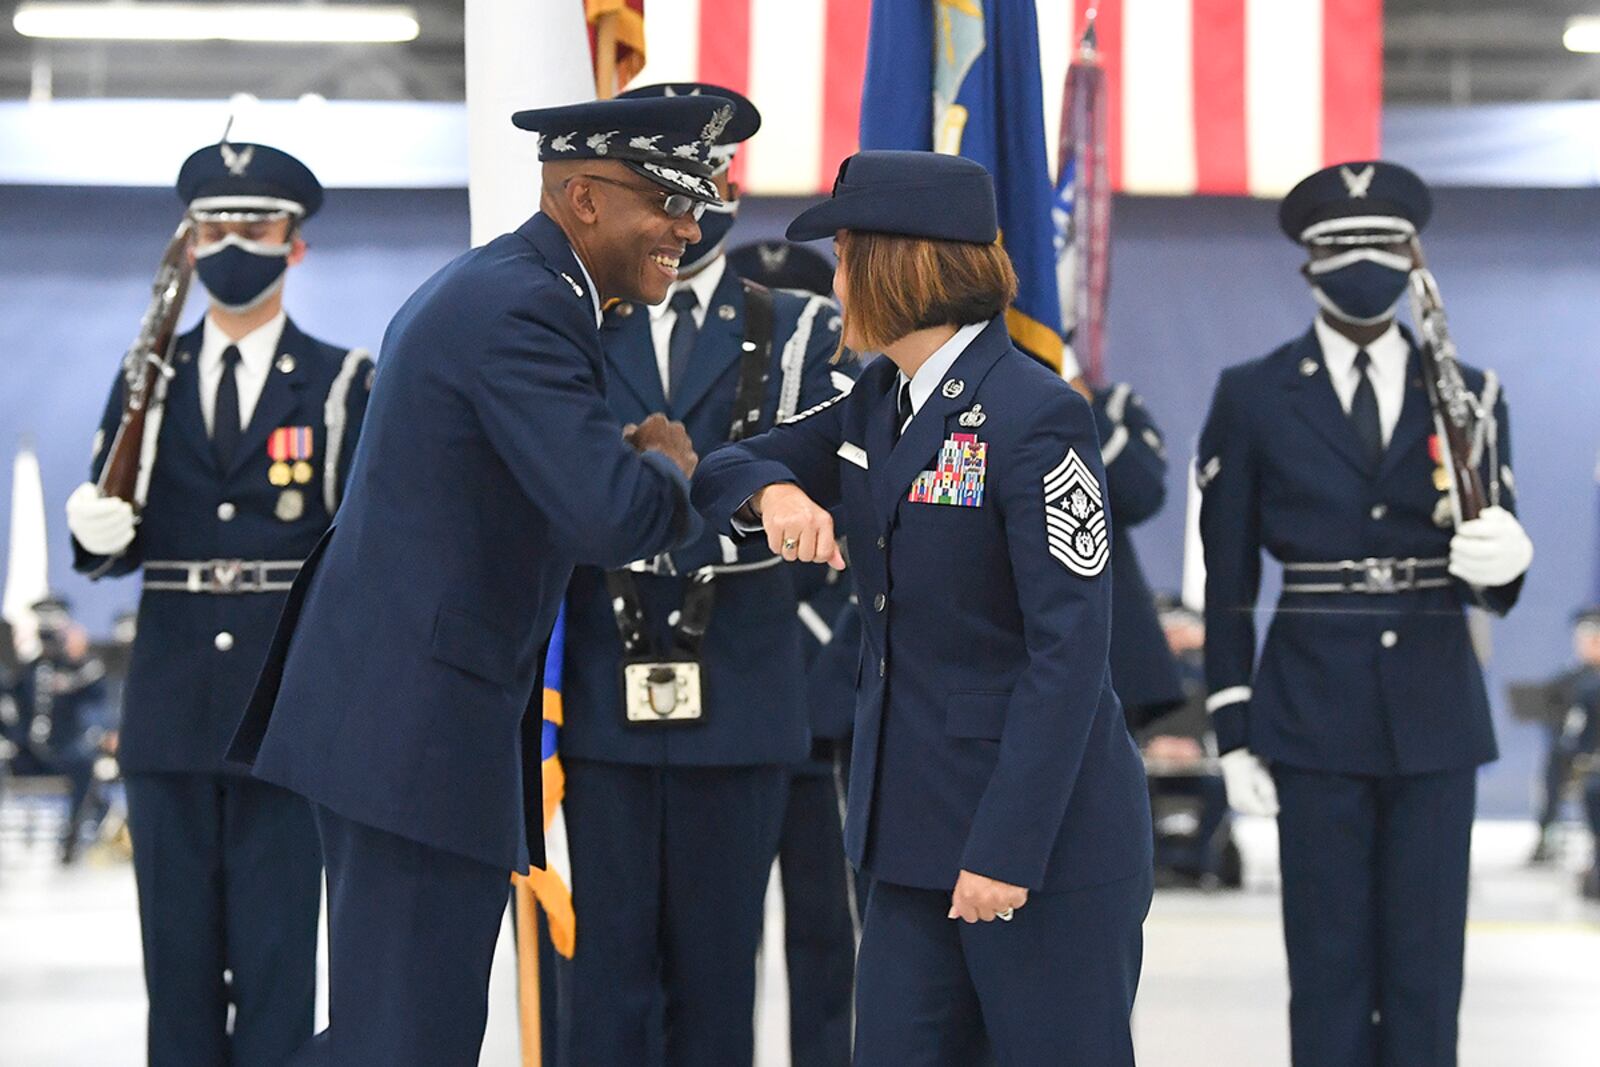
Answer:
[
  {"xmin": 512, "ymin": 95, "xmax": 736, "ymax": 203},
  {"xmin": 727, "ymin": 240, "xmax": 835, "ymax": 296},
  {"xmin": 176, "ymin": 141, "xmax": 324, "ymax": 220},
  {"xmin": 787, "ymin": 150, "xmax": 999, "ymax": 244},
  {"xmin": 616, "ymin": 82, "xmax": 760, "ymax": 174},
  {"xmin": 1279, "ymin": 160, "xmax": 1433, "ymax": 243}
]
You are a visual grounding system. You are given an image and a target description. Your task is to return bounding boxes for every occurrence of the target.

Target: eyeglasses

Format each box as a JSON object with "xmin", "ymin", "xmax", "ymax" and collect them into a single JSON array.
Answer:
[{"xmin": 569, "ymin": 173, "xmax": 707, "ymax": 221}]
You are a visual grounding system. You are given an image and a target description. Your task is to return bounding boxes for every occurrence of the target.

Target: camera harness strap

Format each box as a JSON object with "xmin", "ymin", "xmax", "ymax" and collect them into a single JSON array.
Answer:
[{"xmin": 606, "ymin": 280, "xmax": 775, "ymax": 660}]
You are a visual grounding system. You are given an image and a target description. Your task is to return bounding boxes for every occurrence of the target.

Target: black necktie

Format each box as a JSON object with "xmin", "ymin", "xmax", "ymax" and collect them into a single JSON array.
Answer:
[
  {"xmin": 894, "ymin": 379, "xmax": 913, "ymax": 440},
  {"xmin": 1349, "ymin": 349, "xmax": 1383, "ymax": 465},
  {"xmin": 213, "ymin": 344, "xmax": 242, "ymax": 470},
  {"xmin": 666, "ymin": 288, "xmax": 700, "ymax": 401}
]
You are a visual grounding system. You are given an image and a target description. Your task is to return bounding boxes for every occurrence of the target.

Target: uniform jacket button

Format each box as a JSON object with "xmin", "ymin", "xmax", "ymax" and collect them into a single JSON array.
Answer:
[
  {"xmin": 1380, "ymin": 630, "xmax": 1398, "ymax": 648},
  {"xmin": 217, "ymin": 502, "xmax": 237, "ymax": 521},
  {"xmin": 1369, "ymin": 503, "xmax": 1387, "ymax": 520},
  {"xmin": 876, "ymin": 535, "xmax": 887, "ymax": 550},
  {"xmin": 214, "ymin": 631, "xmax": 235, "ymax": 652},
  {"xmin": 873, "ymin": 593, "xmax": 886, "ymax": 612}
]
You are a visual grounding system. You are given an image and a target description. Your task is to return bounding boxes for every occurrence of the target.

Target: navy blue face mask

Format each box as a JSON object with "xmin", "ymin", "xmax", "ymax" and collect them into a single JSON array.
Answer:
[
  {"xmin": 678, "ymin": 197, "xmax": 739, "ymax": 276},
  {"xmin": 1306, "ymin": 247, "xmax": 1413, "ymax": 326},
  {"xmin": 194, "ymin": 234, "xmax": 292, "ymax": 312}
]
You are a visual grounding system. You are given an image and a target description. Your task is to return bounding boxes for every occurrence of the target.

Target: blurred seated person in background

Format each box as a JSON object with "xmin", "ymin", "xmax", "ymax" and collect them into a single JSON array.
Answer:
[
  {"xmin": 1528, "ymin": 607, "xmax": 1600, "ymax": 868},
  {"xmin": 8, "ymin": 597, "xmax": 114, "ymax": 864},
  {"xmin": 1137, "ymin": 594, "xmax": 1239, "ymax": 889}
]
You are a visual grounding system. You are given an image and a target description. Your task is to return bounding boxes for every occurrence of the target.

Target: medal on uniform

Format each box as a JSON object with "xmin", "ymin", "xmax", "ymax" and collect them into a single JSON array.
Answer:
[
  {"xmin": 1433, "ymin": 466, "xmax": 1451, "ymax": 491},
  {"xmin": 908, "ymin": 432, "xmax": 987, "ymax": 507},
  {"xmin": 1433, "ymin": 495, "xmax": 1453, "ymax": 528},
  {"xmin": 275, "ymin": 488, "xmax": 305, "ymax": 522},
  {"xmin": 268, "ymin": 426, "xmax": 315, "ymax": 488}
]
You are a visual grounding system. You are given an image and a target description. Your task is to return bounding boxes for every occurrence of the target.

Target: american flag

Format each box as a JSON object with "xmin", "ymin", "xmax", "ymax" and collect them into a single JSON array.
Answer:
[{"xmin": 629, "ymin": 0, "xmax": 1381, "ymax": 198}]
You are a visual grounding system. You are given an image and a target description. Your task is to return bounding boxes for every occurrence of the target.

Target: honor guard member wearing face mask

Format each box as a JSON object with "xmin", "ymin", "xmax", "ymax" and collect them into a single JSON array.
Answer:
[
  {"xmin": 63, "ymin": 141, "xmax": 371, "ymax": 1067},
  {"xmin": 557, "ymin": 85, "xmax": 851, "ymax": 1067},
  {"xmin": 1198, "ymin": 160, "xmax": 1532, "ymax": 1067},
  {"xmin": 694, "ymin": 151, "xmax": 1153, "ymax": 1067},
  {"xmin": 225, "ymin": 96, "xmax": 712, "ymax": 1065}
]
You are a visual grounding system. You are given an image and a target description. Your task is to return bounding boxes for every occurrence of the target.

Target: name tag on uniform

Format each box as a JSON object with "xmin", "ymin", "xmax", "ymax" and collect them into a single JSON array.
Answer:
[
  {"xmin": 837, "ymin": 442, "xmax": 868, "ymax": 470},
  {"xmin": 908, "ymin": 433, "xmax": 986, "ymax": 506}
]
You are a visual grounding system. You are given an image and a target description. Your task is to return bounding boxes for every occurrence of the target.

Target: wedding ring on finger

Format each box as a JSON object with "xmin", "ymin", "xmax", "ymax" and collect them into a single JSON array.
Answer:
[
  {"xmin": 783, "ymin": 538, "xmax": 798, "ymax": 552},
  {"xmin": 996, "ymin": 907, "xmax": 1015, "ymax": 922}
]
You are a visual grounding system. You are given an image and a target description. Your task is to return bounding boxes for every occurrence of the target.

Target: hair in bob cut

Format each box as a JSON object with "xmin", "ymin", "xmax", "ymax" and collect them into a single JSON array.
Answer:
[{"xmin": 835, "ymin": 229, "xmax": 1018, "ymax": 353}]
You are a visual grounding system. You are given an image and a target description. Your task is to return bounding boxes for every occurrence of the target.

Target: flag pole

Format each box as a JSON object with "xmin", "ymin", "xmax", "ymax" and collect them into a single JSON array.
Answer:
[{"xmin": 595, "ymin": 12, "xmax": 618, "ymax": 99}]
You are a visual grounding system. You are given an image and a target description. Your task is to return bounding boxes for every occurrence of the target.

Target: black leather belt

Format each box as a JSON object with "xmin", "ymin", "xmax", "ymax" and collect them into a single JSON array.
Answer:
[
  {"xmin": 143, "ymin": 559, "xmax": 302, "ymax": 594},
  {"xmin": 1281, "ymin": 556, "xmax": 1450, "ymax": 595}
]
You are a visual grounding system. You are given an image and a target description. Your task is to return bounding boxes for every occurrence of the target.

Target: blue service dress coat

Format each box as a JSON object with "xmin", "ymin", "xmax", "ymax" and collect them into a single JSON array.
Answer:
[
  {"xmin": 75, "ymin": 317, "xmax": 372, "ymax": 775},
  {"xmin": 561, "ymin": 272, "xmax": 845, "ymax": 767},
  {"xmin": 228, "ymin": 213, "xmax": 701, "ymax": 873},
  {"xmin": 1094, "ymin": 383, "xmax": 1185, "ymax": 727},
  {"xmin": 693, "ymin": 315, "xmax": 1151, "ymax": 893},
  {"xmin": 1198, "ymin": 325, "xmax": 1519, "ymax": 775}
]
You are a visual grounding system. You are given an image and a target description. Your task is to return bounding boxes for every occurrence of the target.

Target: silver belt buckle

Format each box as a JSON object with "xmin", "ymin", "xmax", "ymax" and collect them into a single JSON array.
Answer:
[
  {"xmin": 1361, "ymin": 557, "xmax": 1397, "ymax": 594},
  {"xmin": 212, "ymin": 560, "xmax": 243, "ymax": 593}
]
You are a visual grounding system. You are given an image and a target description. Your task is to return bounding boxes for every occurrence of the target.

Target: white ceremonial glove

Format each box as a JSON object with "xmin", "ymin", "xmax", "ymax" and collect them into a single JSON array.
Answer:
[
  {"xmin": 1448, "ymin": 505, "xmax": 1532, "ymax": 588},
  {"xmin": 1220, "ymin": 750, "xmax": 1279, "ymax": 818},
  {"xmin": 66, "ymin": 482, "xmax": 136, "ymax": 556}
]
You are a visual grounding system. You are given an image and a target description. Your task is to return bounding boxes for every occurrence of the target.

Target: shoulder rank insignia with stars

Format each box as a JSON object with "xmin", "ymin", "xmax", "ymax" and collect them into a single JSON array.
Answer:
[{"xmin": 1043, "ymin": 448, "xmax": 1109, "ymax": 577}]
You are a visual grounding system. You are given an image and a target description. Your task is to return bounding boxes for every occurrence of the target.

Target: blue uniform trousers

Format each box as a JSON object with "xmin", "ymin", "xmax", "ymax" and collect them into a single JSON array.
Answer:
[
  {"xmin": 291, "ymin": 805, "xmax": 510, "ymax": 1067},
  {"xmin": 853, "ymin": 871, "xmax": 1151, "ymax": 1067},
  {"xmin": 560, "ymin": 758, "xmax": 788, "ymax": 1067},
  {"xmin": 1273, "ymin": 765, "xmax": 1476, "ymax": 1067},
  {"xmin": 778, "ymin": 763, "xmax": 857, "ymax": 1067},
  {"xmin": 124, "ymin": 772, "xmax": 321, "ymax": 1067}
]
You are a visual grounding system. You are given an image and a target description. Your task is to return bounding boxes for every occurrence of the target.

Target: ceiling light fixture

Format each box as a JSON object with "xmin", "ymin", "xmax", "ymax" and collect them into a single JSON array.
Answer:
[
  {"xmin": 12, "ymin": 2, "xmax": 421, "ymax": 44},
  {"xmin": 1564, "ymin": 16, "xmax": 1600, "ymax": 54}
]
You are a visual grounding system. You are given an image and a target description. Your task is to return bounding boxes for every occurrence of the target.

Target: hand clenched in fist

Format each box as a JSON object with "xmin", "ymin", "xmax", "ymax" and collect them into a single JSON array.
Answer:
[
  {"xmin": 623, "ymin": 413, "xmax": 699, "ymax": 479},
  {"xmin": 752, "ymin": 483, "xmax": 845, "ymax": 570}
]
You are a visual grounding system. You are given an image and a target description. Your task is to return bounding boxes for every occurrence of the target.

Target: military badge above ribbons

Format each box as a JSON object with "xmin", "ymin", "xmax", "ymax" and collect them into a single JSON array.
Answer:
[
  {"xmin": 268, "ymin": 426, "xmax": 315, "ymax": 486},
  {"xmin": 1043, "ymin": 448, "xmax": 1108, "ymax": 577}
]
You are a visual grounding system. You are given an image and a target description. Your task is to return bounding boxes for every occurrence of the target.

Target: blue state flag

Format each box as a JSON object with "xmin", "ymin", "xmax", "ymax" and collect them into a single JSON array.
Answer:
[{"xmin": 859, "ymin": 0, "xmax": 1066, "ymax": 371}]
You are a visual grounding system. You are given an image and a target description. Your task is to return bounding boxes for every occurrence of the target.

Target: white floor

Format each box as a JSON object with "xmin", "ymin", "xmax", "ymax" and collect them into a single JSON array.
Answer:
[{"xmin": 2, "ymin": 812, "xmax": 1596, "ymax": 1067}]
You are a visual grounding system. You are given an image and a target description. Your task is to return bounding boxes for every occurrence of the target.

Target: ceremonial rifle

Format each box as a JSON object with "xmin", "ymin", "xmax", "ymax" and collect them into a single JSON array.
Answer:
[
  {"xmin": 1407, "ymin": 237, "xmax": 1496, "ymax": 527},
  {"xmin": 96, "ymin": 218, "xmax": 194, "ymax": 509}
]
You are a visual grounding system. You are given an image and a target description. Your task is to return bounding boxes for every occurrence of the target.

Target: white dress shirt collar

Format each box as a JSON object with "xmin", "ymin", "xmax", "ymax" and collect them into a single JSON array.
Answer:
[
  {"xmin": 571, "ymin": 249, "xmax": 603, "ymax": 328},
  {"xmin": 897, "ymin": 321, "xmax": 987, "ymax": 417},
  {"xmin": 198, "ymin": 311, "xmax": 286, "ymax": 435},
  {"xmin": 1313, "ymin": 315, "xmax": 1410, "ymax": 445}
]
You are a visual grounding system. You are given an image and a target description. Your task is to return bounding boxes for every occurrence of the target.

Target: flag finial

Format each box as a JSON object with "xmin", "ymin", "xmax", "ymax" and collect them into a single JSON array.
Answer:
[{"xmin": 1080, "ymin": 9, "xmax": 1099, "ymax": 57}]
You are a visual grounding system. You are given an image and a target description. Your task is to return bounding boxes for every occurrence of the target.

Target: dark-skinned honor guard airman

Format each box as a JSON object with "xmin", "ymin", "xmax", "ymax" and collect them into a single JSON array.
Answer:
[
  {"xmin": 66, "ymin": 140, "xmax": 371, "ymax": 1067},
  {"xmin": 225, "ymin": 96, "xmax": 724, "ymax": 1064},
  {"xmin": 1199, "ymin": 160, "xmax": 1532, "ymax": 1067}
]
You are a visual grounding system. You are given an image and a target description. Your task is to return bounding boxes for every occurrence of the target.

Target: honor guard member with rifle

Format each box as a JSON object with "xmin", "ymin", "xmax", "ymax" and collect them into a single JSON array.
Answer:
[
  {"xmin": 558, "ymin": 85, "xmax": 849, "ymax": 1067},
  {"xmin": 1199, "ymin": 161, "xmax": 1532, "ymax": 1067},
  {"xmin": 694, "ymin": 151, "xmax": 1152, "ymax": 1067},
  {"xmin": 1088, "ymin": 375, "xmax": 1185, "ymax": 730},
  {"xmin": 225, "ymin": 96, "xmax": 716, "ymax": 1065},
  {"xmin": 64, "ymin": 141, "xmax": 370, "ymax": 1067}
]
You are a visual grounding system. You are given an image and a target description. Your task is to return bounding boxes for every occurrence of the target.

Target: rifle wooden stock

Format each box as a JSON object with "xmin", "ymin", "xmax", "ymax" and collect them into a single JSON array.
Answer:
[{"xmin": 97, "ymin": 219, "xmax": 193, "ymax": 509}]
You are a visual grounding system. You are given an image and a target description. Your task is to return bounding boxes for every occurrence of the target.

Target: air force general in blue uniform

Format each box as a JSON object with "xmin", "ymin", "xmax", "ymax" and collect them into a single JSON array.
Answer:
[
  {"xmin": 65, "ymin": 142, "xmax": 370, "ymax": 1067},
  {"xmin": 693, "ymin": 152, "xmax": 1152, "ymax": 1067},
  {"xmin": 1199, "ymin": 161, "xmax": 1532, "ymax": 1067},
  {"xmin": 226, "ymin": 96, "xmax": 727, "ymax": 1064},
  {"xmin": 555, "ymin": 82, "xmax": 850, "ymax": 1067}
]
